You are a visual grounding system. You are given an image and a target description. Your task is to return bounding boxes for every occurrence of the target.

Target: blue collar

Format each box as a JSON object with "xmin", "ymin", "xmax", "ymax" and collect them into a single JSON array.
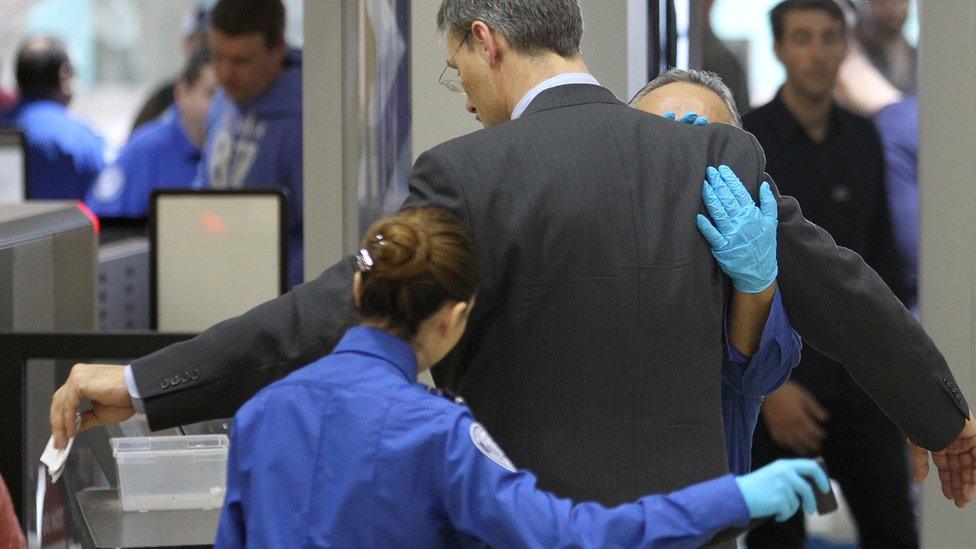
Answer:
[
  {"xmin": 163, "ymin": 106, "xmax": 202, "ymax": 160},
  {"xmin": 331, "ymin": 326, "xmax": 419, "ymax": 382}
]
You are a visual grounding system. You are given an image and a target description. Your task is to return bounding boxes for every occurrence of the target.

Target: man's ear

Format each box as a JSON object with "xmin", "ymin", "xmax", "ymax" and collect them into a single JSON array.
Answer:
[
  {"xmin": 353, "ymin": 272, "xmax": 363, "ymax": 310},
  {"xmin": 471, "ymin": 21, "xmax": 500, "ymax": 67},
  {"xmin": 59, "ymin": 64, "xmax": 73, "ymax": 97},
  {"xmin": 270, "ymin": 38, "xmax": 288, "ymax": 61}
]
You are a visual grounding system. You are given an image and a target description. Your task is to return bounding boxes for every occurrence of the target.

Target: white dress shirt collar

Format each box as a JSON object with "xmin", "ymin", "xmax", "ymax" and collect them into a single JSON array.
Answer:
[{"xmin": 510, "ymin": 72, "xmax": 601, "ymax": 120}]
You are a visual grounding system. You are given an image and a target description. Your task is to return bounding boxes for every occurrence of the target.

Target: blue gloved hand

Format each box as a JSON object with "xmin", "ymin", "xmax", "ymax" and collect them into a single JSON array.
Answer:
[
  {"xmin": 734, "ymin": 459, "xmax": 830, "ymax": 522},
  {"xmin": 663, "ymin": 111, "xmax": 709, "ymax": 126},
  {"xmin": 696, "ymin": 165, "xmax": 778, "ymax": 293}
]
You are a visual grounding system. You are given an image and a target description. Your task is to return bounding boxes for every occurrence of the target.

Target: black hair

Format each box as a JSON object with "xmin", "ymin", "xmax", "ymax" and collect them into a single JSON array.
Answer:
[
  {"xmin": 770, "ymin": 0, "xmax": 847, "ymax": 43},
  {"xmin": 210, "ymin": 0, "xmax": 286, "ymax": 48},
  {"xmin": 15, "ymin": 35, "xmax": 71, "ymax": 99}
]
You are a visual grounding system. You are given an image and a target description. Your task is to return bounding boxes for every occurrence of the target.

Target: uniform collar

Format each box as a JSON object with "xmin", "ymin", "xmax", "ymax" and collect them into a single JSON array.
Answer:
[
  {"xmin": 332, "ymin": 326, "xmax": 419, "ymax": 382},
  {"xmin": 16, "ymin": 97, "xmax": 67, "ymax": 113},
  {"xmin": 164, "ymin": 106, "xmax": 203, "ymax": 159}
]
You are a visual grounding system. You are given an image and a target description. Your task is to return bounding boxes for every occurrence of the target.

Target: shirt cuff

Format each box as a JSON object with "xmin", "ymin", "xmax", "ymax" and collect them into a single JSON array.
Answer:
[
  {"xmin": 670, "ymin": 474, "xmax": 751, "ymax": 532},
  {"xmin": 124, "ymin": 364, "xmax": 146, "ymax": 415}
]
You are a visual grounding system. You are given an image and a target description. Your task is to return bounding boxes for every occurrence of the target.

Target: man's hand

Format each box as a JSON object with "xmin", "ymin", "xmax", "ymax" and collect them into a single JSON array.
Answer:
[
  {"xmin": 909, "ymin": 414, "xmax": 976, "ymax": 508},
  {"xmin": 50, "ymin": 364, "xmax": 135, "ymax": 449},
  {"xmin": 762, "ymin": 381, "xmax": 829, "ymax": 455}
]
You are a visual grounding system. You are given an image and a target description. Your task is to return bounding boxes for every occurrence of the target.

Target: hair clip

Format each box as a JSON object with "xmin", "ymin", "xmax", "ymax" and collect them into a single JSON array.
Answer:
[{"xmin": 355, "ymin": 248, "xmax": 374, "ymax": 272}]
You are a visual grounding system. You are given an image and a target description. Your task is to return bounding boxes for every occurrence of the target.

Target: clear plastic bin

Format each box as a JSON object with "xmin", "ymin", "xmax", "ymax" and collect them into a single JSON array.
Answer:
[{"xmin": 110, "ymin": 435, "xmax": 229, "ymax": 512}]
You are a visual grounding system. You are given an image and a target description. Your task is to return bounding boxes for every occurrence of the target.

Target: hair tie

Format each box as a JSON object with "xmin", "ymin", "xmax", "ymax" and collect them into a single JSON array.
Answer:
[{"xmin": 355, "ymin": 249, "xmax": 374, "ymax": 273}]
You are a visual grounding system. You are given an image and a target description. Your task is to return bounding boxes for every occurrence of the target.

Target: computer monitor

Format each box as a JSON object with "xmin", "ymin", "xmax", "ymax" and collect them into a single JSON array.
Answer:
[
  {"xmin": 0, "ymin": 129, "xmax": 27, "ymax": 204},
  {"xmin": 150, "ymin": 190, "xmax": 285, "ymax": 331}
]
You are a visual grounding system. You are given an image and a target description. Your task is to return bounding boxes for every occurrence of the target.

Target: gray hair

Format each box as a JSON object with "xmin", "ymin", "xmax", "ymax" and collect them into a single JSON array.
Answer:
[
  {"xmin": 436, "ymin": 0, "xmax": 583, "ymax": 58},
  {"xmin": 629, "ymin": 69, "xmax": 742, "ymax": 128}
]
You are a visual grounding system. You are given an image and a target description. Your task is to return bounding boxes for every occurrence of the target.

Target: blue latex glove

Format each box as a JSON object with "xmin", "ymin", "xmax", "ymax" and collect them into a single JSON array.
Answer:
[
  {"xmin": 735, "ymin": 459, "xmax": 831, "ymax": 522},
  {"xmin": 663, "ymin": 111, "xmax": 709, "ymax": 126},
  {"xmin": 696, "ymin": 165, "xmax": 778, "ymax": 293}
]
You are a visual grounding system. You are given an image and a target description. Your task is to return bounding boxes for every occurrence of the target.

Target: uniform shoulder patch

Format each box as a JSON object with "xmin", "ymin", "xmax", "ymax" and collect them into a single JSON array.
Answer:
[
  {"xmin": 469, "ymin": 422, "xmax": 516, "ymax": 473},
  {"xmin": 92, "ymin": 166, "xmax": 125, "ymax": 203}
]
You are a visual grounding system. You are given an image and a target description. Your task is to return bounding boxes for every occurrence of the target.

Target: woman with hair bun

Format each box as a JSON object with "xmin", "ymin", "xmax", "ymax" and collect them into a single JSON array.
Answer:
[{"xmin": 216, "ymin": 207, "xmax": 829, "ymax": 548}]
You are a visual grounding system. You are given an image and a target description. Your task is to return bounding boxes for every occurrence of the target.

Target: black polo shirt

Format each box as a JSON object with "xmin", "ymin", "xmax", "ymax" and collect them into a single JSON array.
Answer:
[{"xmin": 744, "ymin": 90, "xmax": 905, "ymax": 397}]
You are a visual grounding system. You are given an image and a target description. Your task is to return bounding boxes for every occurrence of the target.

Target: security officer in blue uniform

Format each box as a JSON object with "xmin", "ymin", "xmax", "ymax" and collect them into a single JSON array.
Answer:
[
  {"xmin": 215, "ymin": 206, "xmax": 829, "ymax": 548},
  {"xmin": 1, "ymin": 35, "xmax": 106, "ymax": 200},
  {"xmin": 85, "ymin": 49, "xmax": 216, "ymax": 219}
]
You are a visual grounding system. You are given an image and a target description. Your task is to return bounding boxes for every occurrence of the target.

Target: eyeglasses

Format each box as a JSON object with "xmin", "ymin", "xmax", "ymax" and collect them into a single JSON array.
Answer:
[{"xmin": 438, "ymin": 30, "xmax": 470, "ymax": 95}]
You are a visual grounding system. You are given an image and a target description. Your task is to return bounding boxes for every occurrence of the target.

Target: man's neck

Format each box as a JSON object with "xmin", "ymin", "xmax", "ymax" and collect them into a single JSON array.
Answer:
[
  {"xmin": 504, "ymin": 53, "xmax": 590, "ymax": 117},
  {"xmin": 780, "ymin": 81, "xmax": 833, "ymax": 143}
]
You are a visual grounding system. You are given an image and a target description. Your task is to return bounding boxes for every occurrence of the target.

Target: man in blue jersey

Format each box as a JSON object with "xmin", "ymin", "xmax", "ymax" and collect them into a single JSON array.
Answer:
[
  {"xmin": 198, "ymin": 0, "xmax": 303, "ymax": 288},
  {"xmin": 1, "ymin": 35, "xmax": 107, "ymax": 199},
  {"xmin": 86, "ymin": 49, "xmax": 216, "ymax": 219}
]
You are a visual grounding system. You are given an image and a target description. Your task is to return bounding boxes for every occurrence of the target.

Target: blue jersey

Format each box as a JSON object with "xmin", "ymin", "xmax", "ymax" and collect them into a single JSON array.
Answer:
[
  {"xmin": 85, "ymin": 108, "xmax": 200, "ymax": 218},
  {"xmin": 216, "ymin": 327, "xmax": 750, "ymax": 548},
  {"xmin": 1, "ymin": 98, "xmax": 106, "ymax": 199},
  {"xmin": 721, "ymin": 288, "xmax": 801, "ymax": 474},
  {"xmin": 196, "ymin": 49, "xmax": 303, "ymax": 288}
]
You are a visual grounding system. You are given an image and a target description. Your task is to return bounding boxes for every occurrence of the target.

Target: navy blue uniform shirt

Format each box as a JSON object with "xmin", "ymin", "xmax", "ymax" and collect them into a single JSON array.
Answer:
[
  {"xmin": 216, "ymin": 326, "xmax": 750, "ymax": 548},
  {"xmin": 2, "ymin": 98, "xmax": 106, "ymax": 199},
  {"xmin": 85, "ymin": 107, "xmax": 200, "ymax": 218}
]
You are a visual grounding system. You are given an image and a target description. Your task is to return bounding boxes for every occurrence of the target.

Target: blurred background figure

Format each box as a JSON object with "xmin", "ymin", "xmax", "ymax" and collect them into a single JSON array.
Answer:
[
  {"xmin": 836, "ymin": 46, "xmax": 918, "ymax": 316},
  {"xmin": 854, "ymin": 0, "xmax": 915, "ymax": 93},
  {"xmin": 1, "ymin": 35, "xmax": 107, "ymax": 199},
  {"xmin": 0, "ymin": 61, "xmax": 17, "ymax": 111},
  {"xmin": 86, "ymin": 48, "xmax": 216, "ymax": 220},
  {"xmin": 0, "ymin": 473, "xmax": 26, "ymax": 549},
  {"xmin": 130, "ymin": 0, "xmax": 214, "ymax": 133},
  {"xmin": 743, "ymin": 1, "xmax": 915, "ymax": 546},
  {"xmin": 198, "ymin": 0, "xmax": 303, "ymax": 288},
  {"xmin": 701, "ymin": 0, "xmax": 750, "ymax": 113}
]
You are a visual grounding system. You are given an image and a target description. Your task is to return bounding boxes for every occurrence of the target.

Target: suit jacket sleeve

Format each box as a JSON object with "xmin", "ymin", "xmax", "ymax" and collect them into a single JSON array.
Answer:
[
  {"xmin": 131, "ymin": 150, "xmax": 465, "ymax": 431},
  {"xmin": 750, "ymin": 134, "xmax": 969, "ymax": 450},
  {"xmin": 132, "ymin": 256, "xmax": 359, "ymax": 430}
]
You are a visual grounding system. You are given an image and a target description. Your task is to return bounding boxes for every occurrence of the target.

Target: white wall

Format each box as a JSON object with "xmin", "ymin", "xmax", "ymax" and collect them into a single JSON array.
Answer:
[
  {"xmin": 918, "ymin": 0, "xmax": 976, "ymax": 545},
  {"xmin": 302, "ymin": 0, "xmax": 350, "ymax": 277},
  {"xmin": 409, "ymin": 0, "xmax": 482, "ymax": 161}
]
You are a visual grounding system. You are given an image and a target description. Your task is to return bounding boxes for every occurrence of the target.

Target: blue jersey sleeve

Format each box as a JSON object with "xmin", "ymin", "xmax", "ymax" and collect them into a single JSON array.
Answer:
[{"xmin": 438, "ymin": 410, "xmax": 750, "ymax": 548}]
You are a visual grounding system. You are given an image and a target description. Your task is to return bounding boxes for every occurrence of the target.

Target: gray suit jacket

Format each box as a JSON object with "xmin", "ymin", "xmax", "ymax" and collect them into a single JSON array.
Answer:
[{"xmin": 133, "ymin": 84, "xmax": 967, "ymax": 504}]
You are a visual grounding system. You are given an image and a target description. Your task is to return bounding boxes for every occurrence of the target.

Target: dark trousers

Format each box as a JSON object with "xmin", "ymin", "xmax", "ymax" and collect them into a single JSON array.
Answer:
[{"xmin": 746, "ymin": 386, "xmax": 919, "ymax": 549}]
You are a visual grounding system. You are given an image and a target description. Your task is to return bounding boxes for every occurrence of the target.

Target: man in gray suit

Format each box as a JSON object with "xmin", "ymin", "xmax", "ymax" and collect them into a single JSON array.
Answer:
[{"xmin": 53, "ymin": 0, "xmax": 976, "ymax": 507}]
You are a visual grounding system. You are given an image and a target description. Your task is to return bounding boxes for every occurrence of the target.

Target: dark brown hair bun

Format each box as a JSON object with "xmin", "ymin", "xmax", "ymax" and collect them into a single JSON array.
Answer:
[{"xmin": 357, "ymin": 207, "xmax": 479, "ymax": 337}]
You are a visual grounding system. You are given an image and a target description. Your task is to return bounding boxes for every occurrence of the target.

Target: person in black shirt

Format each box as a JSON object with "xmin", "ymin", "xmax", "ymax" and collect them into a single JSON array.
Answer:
[{"xmin": 744, "ymin": 1, "xmax": 916, "ymax": 547}]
